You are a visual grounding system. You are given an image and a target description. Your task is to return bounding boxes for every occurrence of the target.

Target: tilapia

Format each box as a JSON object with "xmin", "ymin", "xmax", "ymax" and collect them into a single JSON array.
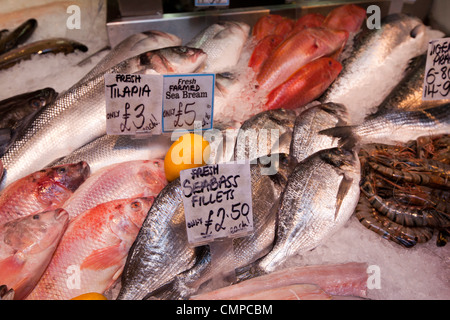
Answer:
[
  {"xmin": 26, "ymin": 197, "xmax": 153, "ymax": 300},
  {"xmin": 187, "ymin": 21, "xmax": 250, "ymax": 73},
  {"xmin": 76, "ymin": 31, "xmax": 182, "ymax": 85},
  {"xmin": 49, "ymin": 134, "xmax": 172, "ymax": 175},
  {"xmin": 290, "ymin": 102, "xmax": 348, "ymax": 163},
  {"xmin": 149, "ymin": 155, "xmax": 295, "ymax": 300},
  {"xmin": 0, "ymin": 208, "xmax": 69, "ymax": 300},
  {"xmin": 0, "ymin": 18, "xmax": 37, "ymax": 54},
  {"xmin": 321, "ymin": 14, "xmax": 445, "ymax": 124},
  {"xmin": 0, "ymin": 46, "xmax": 206, "ymax": 189},
  {"xmin": 62, "ymin": 159, "xmax": 167, "ymax": 220},
  {"xmin": 0, "ymin": 38, "xmax": 88, "ymax": 70},
  {"xmin": 256, "ymin": 148, "xmax": 361, "ymax": 274},
  {"xmin": 320, "ymin": 104, "xmax": 450, "ymax": 147},
  {"xmin": 0, "ymin": 162, "xmax": 89, "ymax": 225}
]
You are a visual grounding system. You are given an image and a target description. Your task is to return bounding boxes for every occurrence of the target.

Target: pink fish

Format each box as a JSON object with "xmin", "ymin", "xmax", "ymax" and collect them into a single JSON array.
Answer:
[
  {"xmin": 26, "ymin": 197, "xmax": 154, "ymax": 300},
  {"xmin": 323, "ymin": 4, "xmax": 367, "ymax": 33},
  {"xmin": 62, "ymin": 159, "xmax": 167, "ymax": 219},
  {"xmin": 0, "ymin": 209, "xmax": 69, "ymax": 300},
  {"xmin": 0, "ymin": 162, "xmax": 89, "ymax": 225}
]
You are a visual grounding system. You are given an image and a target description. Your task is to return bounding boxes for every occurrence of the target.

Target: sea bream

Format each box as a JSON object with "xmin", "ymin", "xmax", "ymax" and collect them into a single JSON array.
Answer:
[
  {"xmin": 321, "ymin": 14, "xmax": 445, "ymax": 124},
  {"xmin": 0, "ymin": 46, "xmax": 206, "ymax": 189}
]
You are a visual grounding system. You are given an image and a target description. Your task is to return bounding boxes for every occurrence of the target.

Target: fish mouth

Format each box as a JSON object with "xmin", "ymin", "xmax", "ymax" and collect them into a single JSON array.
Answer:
[{"xmin": 55, "ymin": 208, "xmax": 69, "ymax": 222}]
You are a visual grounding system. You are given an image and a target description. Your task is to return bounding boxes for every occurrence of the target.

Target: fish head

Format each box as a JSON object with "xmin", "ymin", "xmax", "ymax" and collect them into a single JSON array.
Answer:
[
  {"xmin": 1, "ymin": 208, "xmax": 69, "ymax": 255},
  {"xmin": 28, "ymin": 87, "xmax": 58, "ymax": 110},
  {"xmin": 45, "ymin": 161, "xmax": 90, "ymax": 192},
  {"xmin": 137, "ymin": 159, "xmax": 168, "ymax": 196}
]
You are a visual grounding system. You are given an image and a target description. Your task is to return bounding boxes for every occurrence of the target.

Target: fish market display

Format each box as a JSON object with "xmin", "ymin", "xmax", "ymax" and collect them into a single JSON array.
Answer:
[
  {"xmin": 0, "ymin": 162, "xmax": 89, "ymax": 225},
  {"xmin": 62, "ymin": 159, "xmax": 166, "ymax": 219},
  {"xmin": 0, "ymin": 46, "xmax": 206, "ymax": 189},
  {"xmin": 0, "ymin": 38, "xmax": 88, "ymax": 70},
  {"xmin": 321, "ymin": 14, "xmax": 445, "ymax": 124},
  {"xmin": 0, "ymin": 208, "xmax": 69, "ymax": 300},
  {"xmin": 255, "ymin": 148, "xmax": 361, "ymax": 274},
  {"xmin": 0, "ymin": 19, "xmax": 37, "ymax": 55},
  {"xmin": 27, "ymin": 197, "xmax": 154, "ymax": 300}
]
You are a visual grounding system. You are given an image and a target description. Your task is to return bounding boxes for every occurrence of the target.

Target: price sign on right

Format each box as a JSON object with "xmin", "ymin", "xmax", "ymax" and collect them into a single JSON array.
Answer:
[{"xmin": 423, "ymin": 38, "xmax": 450, "ymax": 101}]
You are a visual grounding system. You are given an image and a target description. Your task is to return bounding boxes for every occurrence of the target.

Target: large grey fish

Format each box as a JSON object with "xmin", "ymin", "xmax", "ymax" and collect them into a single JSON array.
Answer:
[
  {"xmin": 255, "ymin": 147, "xmax": 361, "ymax": 274},
  {"xmin": 148, "ymin": 155, "xmax": 295, "ymax": 300},
  {"xmin": 76, "ymin": 31, "xmax": 182, "ymax": 85},
  {"xmin": 187, "ymin": 21, "xmax": 250, "ymax": 73},
  {"xmin": 0, "ymin": 46, "xmax": 207, "ymax": 189},
  {"xmin": 234, "ymin": 108, "xmax": 296, "ymax": 162},
  {"xmin": 117, "ymin": 155, "xmax": 295, "ymax": 300},
  {"xmin": 290, "ymin": 102, "xmax": 348, "ymax": 163},
  {"xmin": 49, "ymin": 134, "xmax": 172, "ymax": 174},
  {"xmin": 0, "ymin": 18, "xmax": 37, "ymax": 54},
  {"xmin": 321, "ymin": 14, "xmax": 444, "ymax": 124},
  {"xmin": 320, "ymin": 104, "xmax": 450, "ymax": 147}
]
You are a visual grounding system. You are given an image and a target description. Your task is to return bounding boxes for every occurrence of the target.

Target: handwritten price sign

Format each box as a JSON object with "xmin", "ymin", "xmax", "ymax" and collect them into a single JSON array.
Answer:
[
  {"xmin": 180, "ymin": 163, "xmax": 253, "ymax": 246},
  {"xmin": 423, "ymin": 38, "xmax": 450, "ymax": 101}
]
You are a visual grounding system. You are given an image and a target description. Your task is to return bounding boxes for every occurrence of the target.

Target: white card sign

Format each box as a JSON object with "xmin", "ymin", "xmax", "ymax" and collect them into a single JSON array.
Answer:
[
  {"xmin": 180, "ymin": 163, "xmax": 253, "ymax": 246},
  {"xmin": 423, "ymin": 38, "xmax": 450, "ymax": 101},
  {"xmin": 105, "ymin": 73, "xmax": 163, "ymax": 135}
]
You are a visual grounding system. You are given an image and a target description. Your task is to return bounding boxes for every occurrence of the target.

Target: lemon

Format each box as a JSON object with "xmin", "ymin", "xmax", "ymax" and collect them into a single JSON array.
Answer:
[
  {"xmin": 164, "ymin": 133, "xmax": 210, "ymax": 182},
  {"xmin": 70, "ymin": 292, "xmax": 108, "ymax": 300}
]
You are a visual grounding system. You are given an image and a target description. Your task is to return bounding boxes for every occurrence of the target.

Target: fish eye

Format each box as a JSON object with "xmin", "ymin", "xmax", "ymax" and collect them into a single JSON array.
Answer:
[
  {"xmin": 131, "ymin": 201, "xmax": 142, "ymax": 210},
  {"xmin": 57, "ymin": 167, "xmax": 66, "ymax": 174},
  {"xmin": 33, "ymin": 214, "xmax": 40, "ymax": 220}
]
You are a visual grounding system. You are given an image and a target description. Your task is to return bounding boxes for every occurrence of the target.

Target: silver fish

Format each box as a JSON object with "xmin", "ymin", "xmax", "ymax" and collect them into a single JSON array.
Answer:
[
  {"xmin": 234, "ymin": 109, "xmax": 296, "ymax": 163},
  {"xmin": 0, "ymin": 46, "xmax": 206, "ymax": 189},
  {"xmin": 187, "ymin": 21, "xmax": 250, "ymax": 73},
  {"xmin": 321, "ymin": 14, "xmax": 444, "ymax": 124},
  {"xmin": 148, "ymin": 155, "xmax": 295, "ymax": 300},
  {"xmin": 49, "ymin": 134, "xmax": 172, "ymax": 174},
  {"xmin": 320, "ymin": 104, "xmax": 450, "ymax": 147},
  {"xmin": 256, "ymin": 148, "xmax": 361, "ymax": 274},
  {"xmin": 290, "ymin": 102, "xmax": 348, "ymax": 163}
]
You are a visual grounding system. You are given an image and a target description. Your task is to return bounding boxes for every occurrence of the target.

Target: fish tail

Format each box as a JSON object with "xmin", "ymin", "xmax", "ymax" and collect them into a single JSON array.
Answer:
[{"xmin": 319, "ymin": 125, "xmax": 359, "ymax": 150}]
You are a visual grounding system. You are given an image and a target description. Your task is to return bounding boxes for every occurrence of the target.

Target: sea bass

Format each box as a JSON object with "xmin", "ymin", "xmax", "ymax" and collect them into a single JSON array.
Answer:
[
  {"xmin": 321, "ymin": 14, "xmax": 445, "ymax": 124},
  {"xmin": 0, "ymin": 208, "xmax": 69, "ymax": 300},
  {"xmin": 0, "ymin": 46, "xmax": 206, "ymax": 189},
  {"xmin": 256, "ymin": 148, "xmax": 361, "ymax": 273},
  {"xmin": 26, "ymin": 197, "xmax": 153, "ymax": 300},
  {"xmin": 62, "ymin": 159, "xmax": 166, "ymax": 219},
  {"xmin": 0, "ymin": 162, "xmax": 89, "ymax": 225},
  {"xmin": 257, "ymin": 27, "xmax": 348, "ymax": 92},
  {"xmin": 187, "ymin": 21, "xmax": 250, "ymax": 73}
]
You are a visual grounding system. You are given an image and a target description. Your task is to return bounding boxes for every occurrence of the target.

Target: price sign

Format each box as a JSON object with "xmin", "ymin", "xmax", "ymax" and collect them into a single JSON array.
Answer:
[
  {"xmin": 423, "ymin": 38, "xmax": 450, "ymax": 101},
  {"xmin": 162, "ymin": 74, "xmax": 214, "ymax": 133},
  {"xmin": 180, "ymin": 163, "xmax": 253, "ymax": 246},
  {"xmin": 105, "ymin": 73, "xmax": 163, "ymax": 135}
]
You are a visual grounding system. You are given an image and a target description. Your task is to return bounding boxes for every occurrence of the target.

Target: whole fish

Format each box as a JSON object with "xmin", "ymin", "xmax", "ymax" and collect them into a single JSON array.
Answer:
[
  {"xmin": 248, "ymin": 35, "xmax": 284, "ymax": 74},
  {"xmin": 118, "ymin": 155, "xmax": 292, "ymax": 300},
  {"xmin": 76, "ymin": 30, "xmax": 182, "ymax": 85},
  {"xmin": 0, "ymin": 38, "xmax": 88, "ymax": 70},
  {"xmin": 234, "ymin": 109, "xmax": 296, "ymax": 162},
  {"xmin": 26, "ymin": 197, "xmax": 154, "ymax": 300},
  {"xmin": 256, "ymin": 148, "xmax": 361, "ymax": 274},
  {"xmin": 321, "ymin": 14, "xmax": 445, "ymax": 124},
  {"xmin": 320, "ymin": 104, "xmax": 450, "ymax": 147},
  {"xmin": 252, "ymin": 15, "xmax": 294, "ymax": 41},
  {"xmin": 322, "ymin": 4, "xmax": 367, "ymax": 33},
  {"xmin": 0, "ymin": 46, "xmax": 206, "ymax": 189},
  {"xmin": 290, "ymin": 102, "xmax": 348, "ymax": 163},
  {"xmin": 187, "ymin": 21, "xmax": 250, "ymax": 73},
  {"xmin": 0, "ymin": 162, "xmax": 89, "ymax": 225},
  {"xmin": 264, "ymin": 57, "xmax": 342, "ymax": 111},
  {"xmin": 256, "ymin": 27, "xmax": 348, "ymax": 92},
  {"xmin": 49, "ymin": 134, "xmax": 172, "ymax": 174},
  {"xmin": 62, "ymin": 159, "xmax": 166, "ymax": 220},
  {"xmin": 0, "ymin": 19, "xmax": 37, "ymax": 54},
  {"xmin": 0, "ymin": 208, "xmax": 69, "ymax": 300},
  {"xmin": 294, "ymin": 13, "xmax": 325, "ymax": 30}
]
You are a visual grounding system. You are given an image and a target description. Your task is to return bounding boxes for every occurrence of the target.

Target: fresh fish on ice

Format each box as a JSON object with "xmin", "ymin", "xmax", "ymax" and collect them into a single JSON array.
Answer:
[
  {"xmin": 26, "ymin": 197, "xmax": 153, "ymax": 300},
  {"xmin": 62, "ymin": 159, "xmax": 167, "ymax": 219},
  {"xmin": 187, "ymin": 21, "xmax": 250, "ymax": 73},
  {"xmin": 290, "ymin": 102, "xmax": 348, "ymax": 163},
  {"xmin": 0, "ymin": 208, "xmax": 69, "ymax": 300},
  {"xmin": 0, "ymin": 162, "xmax": 89, "ymax": 225},
  {"xmin": 0, "ymin": 46, "xmax": 206, "ymax": 189},
  {"xmin": 321, "ymin": 14, "xmax": 445, "ymax": 124},
  {"xmin": 256, "ymin": 148, "xmax": 361, "ymax": 273},
  {"xmin": 0, "ymin": 18, "xmax": 37, "ymax": 54}
]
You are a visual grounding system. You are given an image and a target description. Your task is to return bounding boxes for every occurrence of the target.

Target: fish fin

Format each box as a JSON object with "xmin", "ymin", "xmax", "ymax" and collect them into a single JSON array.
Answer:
[
  {"xmin": 319, "ymin": 125, "xmax": 359, "ymax": 150},
  {"xmin": 0, "ymin": 254, "xmax": 26, "ymax": 279},
  {"xmin": 80, "ymin": 243, "xmax": 124, "ymax": 270},
  {"xmin": 335, "ymin": 174, "xmax": 353, "ymax": 220}
]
